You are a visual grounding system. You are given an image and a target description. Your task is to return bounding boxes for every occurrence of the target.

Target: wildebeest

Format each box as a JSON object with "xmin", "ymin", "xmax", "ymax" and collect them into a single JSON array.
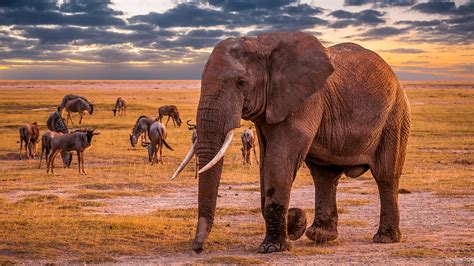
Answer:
[
  {"xmin": 157, "ymin": 105, "xmax": 182, "ymax": 127},
  {"xmin": 58, "ymin": 94, "xmax": 90, "ymax": 114},
  {"xmin": 112, "ymin": 97, "xmax": 127, "ymax": 117},
  {"xmin": 241, "ymin": 127, "xmax": 258, "ymax": 165},
  {"xmin": 142, "ymin": 121, "xmax": 173, "ymax": 165},
  {"xmin": 64, "ymin": 98, "xmax": 94, "ymax": 125},
  {"xmin": 38, "ymin": 131, "xmax": 73, "ymax": 169},
  {"xmin": 47, "ymin": 129, "xmax": 100, "ymax": 175},
  {"xmin": 19, "ymin": 122, "xmax": 40, "ymax": 160},
  {"xmin": 46, "ymin": 111, "xmax": 69, "ymax": 133},
  {"xmin": 130, "ymin": 115, "xmax": 155, "ymax": 148}
]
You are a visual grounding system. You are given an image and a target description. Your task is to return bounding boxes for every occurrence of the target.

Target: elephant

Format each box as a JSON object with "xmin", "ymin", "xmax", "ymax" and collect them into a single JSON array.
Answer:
[{"xmin": 171, "ymin": 32, "xmax": 411, "ymax": 254}]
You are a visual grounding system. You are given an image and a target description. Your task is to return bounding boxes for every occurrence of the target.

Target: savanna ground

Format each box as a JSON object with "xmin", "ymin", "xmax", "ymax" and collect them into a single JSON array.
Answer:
[{"xmin": 0, "ymin": 80, "xmax": 472, "ymax": 264}]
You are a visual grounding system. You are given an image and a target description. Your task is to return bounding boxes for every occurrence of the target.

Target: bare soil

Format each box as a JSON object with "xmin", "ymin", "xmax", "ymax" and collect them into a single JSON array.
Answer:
[{"xmin": 6, "ymin": 178, "xmax": 473, "ymax": 264}]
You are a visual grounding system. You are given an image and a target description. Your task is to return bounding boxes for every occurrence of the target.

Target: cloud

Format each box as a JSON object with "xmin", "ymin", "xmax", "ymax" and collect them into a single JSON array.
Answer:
[
  {"xmin": 130, "ymin": 1, "xmax": 328, "ymax": 30},
  {"xmin": 358, "ymin": 26, "xmax": 408, "ymax": 39},
  {"xmin": 411, "ymin": 0, "xmax": 456, "ymax": 14},
  {"xmin": 344, "ymin": 0, "xmax": 417, "ymax": 7},
  {"xmin": 329, "ymin": 9, "xmax": 385, "ymax": 28},
  {"xmin": 380, "ymin": 48, "xmax": 426, "ymax": 53},
  {"xmin": 0, "ymin": 0, "xmax": 125, "ymax": 26}
]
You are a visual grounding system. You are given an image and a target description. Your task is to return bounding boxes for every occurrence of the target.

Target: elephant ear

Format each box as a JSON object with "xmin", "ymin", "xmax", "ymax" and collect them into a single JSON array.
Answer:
[{"xmin": 264, "ymin": 32, "xmax": 334, "ymax": 124}]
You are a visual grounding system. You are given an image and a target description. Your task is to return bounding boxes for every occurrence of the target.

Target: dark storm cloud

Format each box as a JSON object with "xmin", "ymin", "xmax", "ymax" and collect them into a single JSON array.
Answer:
[
  {"xmin": 344, "ymin": 0, "xmax": 417, "ymax": 6},
  {"xmin": 329, "ymin": 9, "xmax": 385, "ymax": 28}
]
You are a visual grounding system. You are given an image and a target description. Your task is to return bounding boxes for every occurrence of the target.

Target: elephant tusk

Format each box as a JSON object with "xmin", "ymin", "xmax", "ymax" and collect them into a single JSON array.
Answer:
[
  {"xmin": 198, "ymin": 129, "xmax": 234, "ymax": 174},
  {"xmin": 170, "ymin": 142, "xmax": 196, "ymax": 180}
]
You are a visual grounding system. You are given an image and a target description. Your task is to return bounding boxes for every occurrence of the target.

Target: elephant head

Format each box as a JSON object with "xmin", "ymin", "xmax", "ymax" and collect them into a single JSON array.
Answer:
[{"xmin": 172, "ymin": 32, "xmax": 334, "ymax": 253}]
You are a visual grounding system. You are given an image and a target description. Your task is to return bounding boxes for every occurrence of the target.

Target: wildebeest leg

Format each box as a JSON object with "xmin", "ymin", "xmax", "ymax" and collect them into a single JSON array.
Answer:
[
  {"xmin": 48, "ymin": 149, "xmax": 61, "ymax": 174},
  {"xmin": 60, "ymin": 151, "xmax": 67, "ymax": 168},
  {"xmin": 79, "ymin": 112, "xmax": 83, "ymax": 125},
  {"xmin": 159, "ymin": 141, "xmax": 163, "ymax": 165},
  {"xmin": 19, "ymin": 138, "xmax": 23, "ymax": 160},
  {"xmin": 67, "ymin": 111, "xmax": 74, "ymax": 126},
  {"xmin": 165, "ymin": 116, "xmax": 170, "ymax": 126},
  {"xmin": 81, "ymin": 151, "xmax": 87, "ymax": 175},
  {"xmin": 27, "ymin": 141, "xmax": 33, "ymax": 159},
  {"xmin": 39, "ymin": 144, "xmax": 47, "ymax": 169},
  {"xmin": 77, "ymin": 151, "xmax": 82, "ymax": 174},
  {"xmin": 253, "ymin": 146, "xmax": 259, "ymax": 165}
]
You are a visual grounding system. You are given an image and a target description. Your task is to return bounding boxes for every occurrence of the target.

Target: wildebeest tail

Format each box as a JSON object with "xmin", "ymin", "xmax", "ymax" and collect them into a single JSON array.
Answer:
[{"xmin": 156, "ymin": 128, "xmax": 173, "ymax": 151}]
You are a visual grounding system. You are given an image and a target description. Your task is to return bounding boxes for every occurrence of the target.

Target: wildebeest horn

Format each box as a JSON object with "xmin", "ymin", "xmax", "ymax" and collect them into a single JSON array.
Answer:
[
  {"xmin": 186, "ymin": 120, "xmax": 196, "ymax": 127},
  {"xmin": 198, "ymin": 129, "xmax": 234, "ymax": 174},
  {"xmin": 170, "ymin": 142, "xmax": 196, "ymax": 180}
]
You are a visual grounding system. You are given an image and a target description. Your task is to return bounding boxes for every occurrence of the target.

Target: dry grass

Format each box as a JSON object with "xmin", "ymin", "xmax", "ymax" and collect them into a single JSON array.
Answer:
[{"xmin": 0, "ymin": 80, "xmax": 472, "ymax": 262}]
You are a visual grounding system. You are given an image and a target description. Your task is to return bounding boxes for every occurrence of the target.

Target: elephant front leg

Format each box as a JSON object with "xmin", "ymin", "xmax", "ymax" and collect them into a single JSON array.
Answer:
[
  {"xmin": 305, "ymin": 163, "xmax": 343, "ymax": 243},
  {"xmin": 258, "ymin": 154, "xmax": 295, "ymax": 253}
]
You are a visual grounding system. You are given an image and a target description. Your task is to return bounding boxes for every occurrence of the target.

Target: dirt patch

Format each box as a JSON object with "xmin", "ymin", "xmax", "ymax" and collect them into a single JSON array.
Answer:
[
  {"xmin": 418, "ymin": 148, "xmax": 472, "ymax": 154},
  {"xmin": 74, "ymin": 179, "xmax": 474, "ymax": 263}
]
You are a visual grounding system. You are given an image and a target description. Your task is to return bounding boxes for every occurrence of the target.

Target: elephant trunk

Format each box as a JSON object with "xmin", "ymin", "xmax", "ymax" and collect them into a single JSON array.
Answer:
[{"xmin": 192, "ymin": 89, "xmax": 240, "ymax": 253}]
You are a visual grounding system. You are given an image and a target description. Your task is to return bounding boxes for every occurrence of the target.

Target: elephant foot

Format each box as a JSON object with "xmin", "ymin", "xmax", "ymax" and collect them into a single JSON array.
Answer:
[
  {"xmin": 257, "ymin": 238, "xmax": 291, "ymax": 253},
  {"xmin": 287, "ymin": 208, "xmax": 307, "ymax": 241},
  {"xmin": 373, "ymin": 227, "xmax": 401, "ymax": 243},
  {"xmin": 305, "ymin": 225, "xmax": 338, "ymax": 243}
]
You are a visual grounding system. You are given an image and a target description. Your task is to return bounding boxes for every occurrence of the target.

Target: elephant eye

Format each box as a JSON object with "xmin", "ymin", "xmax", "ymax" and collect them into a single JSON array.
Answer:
[{"xmin": 237, "ymin": 79, "xmax": 247, "ymax": 88}]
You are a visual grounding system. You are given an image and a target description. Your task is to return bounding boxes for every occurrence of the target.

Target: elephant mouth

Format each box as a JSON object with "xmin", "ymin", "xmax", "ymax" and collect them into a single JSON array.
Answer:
[{"xmin": 170, "ymin": 129, "xmax": 235, "ymax": 179}]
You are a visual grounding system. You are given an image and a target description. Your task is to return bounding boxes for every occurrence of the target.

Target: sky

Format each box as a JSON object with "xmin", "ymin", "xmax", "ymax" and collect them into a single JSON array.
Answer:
[{"xmin": 0, "ymin": 0, "xmax": 472, "ymax": 80}]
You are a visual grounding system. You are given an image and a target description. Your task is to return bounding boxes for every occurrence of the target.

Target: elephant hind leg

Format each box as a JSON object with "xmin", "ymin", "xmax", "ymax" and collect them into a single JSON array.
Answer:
[
  {"xmin": 305, "ymin": 162, "xmax": 343, "ymax": 243},
  {"xmin": 370, "ymin": 109, "xmax": 409, "ymax": 243}
]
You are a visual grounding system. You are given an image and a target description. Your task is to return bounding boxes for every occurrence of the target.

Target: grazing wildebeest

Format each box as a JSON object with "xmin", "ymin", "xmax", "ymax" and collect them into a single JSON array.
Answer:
[
  {"xmin": 38, "ymin": 131, "xmax": 72, "ymax": 169},
  {"xmin": 58, "ymin": 94, "xmax": 90, "ymax": 114},
  {"xmin": 112, "ymin": 97, "xmax": 127, "ymax": 117},
  {"xmin": 64, "ymin": 98, "xmax": 94, "ymax": 125},
  {"xmin": 47, "ymin": 129, "xmax": 100, "ymax": 175},
  {"xmin": 130, "ymin": 115, "xmax": 155, "ymax": 148},
  {"xmin": 241, "ymin": 127, "xmax": 258, "ymax": 166},
  {"xmin": 19, "ymin": 122, "xmax": 40, "ymax": 160},
  {"xmin": 157, "ymin": 105, "xmax": 182, "ymax": 127},
  {"xmin": 142, "ymin": 121, "xmax": 173, "ymax": 165},
  {"xmin": 46, "ymin": 111, "xmax": 69, "ymax": 133}
]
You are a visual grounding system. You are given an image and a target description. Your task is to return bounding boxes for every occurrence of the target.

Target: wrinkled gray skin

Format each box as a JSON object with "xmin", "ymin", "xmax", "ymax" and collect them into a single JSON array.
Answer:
[{"xmin": 192, "ymin": 32, "xmax": 410, "ymax": 254}]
